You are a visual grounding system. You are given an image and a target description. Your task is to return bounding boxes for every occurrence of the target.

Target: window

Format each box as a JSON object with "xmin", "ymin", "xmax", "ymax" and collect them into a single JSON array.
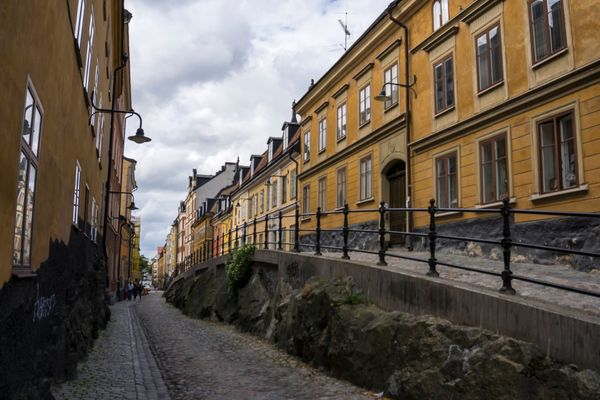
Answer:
[
  {"xmin": 436, "ymin": 152, "xmax": 458, "ymax": 208},
  {"xmin": 302, "ymin": 185, "xmax": 310, "ymax": 214},
  {"xmin": 83, "ymin": 6, "xmax": 95, "ymax": 91},
  {"xmin": 383, "ymin": 64, "xmax": 399, "ymax": 109},
  {"xmin": 13, "ymin": 85, "xmax": 42, "ymax": 268},
  {"xmin": 91, "ymin": 197, "xmax": 99, "ymax": 242},
  {"xmin": 303, "ymin": 130, "xmax": 311, "ymax": 161},
  {"xmin": 283, "ymin": 127, "xmax": 289, "ymax": 149},
  {"xmin": 268, "ymin": 141, "xmax": 274, "ymax": 162},
  {"xmin": 74, "ymin": 0, "xmax": 86, "ymax": 48},
  {"xmin": 480, "ymin": 134, "xmax": 508, "ymax": 204},
  {"xmin": 96, "ymin": 94, "xmax": 104, "ymax": 158},
  {"xmin": 360, "ymin": 156, "xmax": 372, "ymax": 200},
  {"xmin": 538, "ymin": 111, "xmax": 577, "ymax": 193},
  {"xmin": 254, "ymin": 194, "xmax": 258, "ymax": 216},
  {"xmin": 476, "ymin": 25, "xmax": 503, "ymax": 92},
  {"xmin": 434, "ymin": 56, "xmax": 454, "ymax": 114},
  {"xmin": 336, "ymin": 103, "xmax": 347, "ymax": 140},
  {"xmin": 282, "ymin": 175, "xmax": 288, "ymax": 204},
  {"xmin": 318, "ymin": 177, "xmax": 327, "ymax": 211},
  {"xmin": 73, "ymin": 161, "xmax": 82, "ymax": 225},
  {"xmin": 260, "ymin": 190, "xmax": 264, "ymax": 213},
  {"xmin": 529, "ymin": 0, "xmax": 566, "ymax": 63},
  {"xmin": 290, "ymin": 225, "xmax": 296, "ymax": 248},
  {"xmin": 271, "ymin": 179, "xmax": 278, "ymax": 208},
  {"xmin": 433, "ymin": 0, "xmax": 449, "ymax": 31},
  {"xmin": 83, "ymin": 185, "xmax": 90, "ymax": 234},
  {"xmin": 359, "ymin": 84, "xmax": 371, "ymax": 125},
  {"xmin": 290, "ymin": 170, "xmax": 297, "ymax": 199},
  {"xmin": 318, "ymin": 118, "xmax": 327, "ymax": 152},
  {"xmin": 336, "ymin": 167, "xmax": 347, "ymax": 208},
  {"xmin": 248, "ymin": 196, "xmax": 253, "ymax": 219}
]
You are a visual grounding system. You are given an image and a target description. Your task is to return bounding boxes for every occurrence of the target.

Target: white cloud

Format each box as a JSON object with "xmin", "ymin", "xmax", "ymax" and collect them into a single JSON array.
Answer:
[{"xmin": 124, "ymin": 0, "xmax": 392, "ymax": 257}]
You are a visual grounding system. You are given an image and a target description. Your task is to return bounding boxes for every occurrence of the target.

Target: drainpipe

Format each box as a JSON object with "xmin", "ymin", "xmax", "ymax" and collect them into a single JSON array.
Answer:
[
  {"xmin": 386, "ymin": 1, "xmax": 414, "ymax": 250},
  {"xmin": 102, "ymin": 1, "xmax": 129, "ymax": 281}
]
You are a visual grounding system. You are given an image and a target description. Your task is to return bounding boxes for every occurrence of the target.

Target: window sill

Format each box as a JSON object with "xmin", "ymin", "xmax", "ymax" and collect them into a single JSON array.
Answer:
[
  {"xmin": 435, "ymin": 211, "xmax": 463, "ymax": 218},
  {"xmin": 529, "ymin": 184, "xmax": 588, "ymax": 202},
  {"xmin": 477, "ymin": 80, "xmax": 504, "ymax": 97},
  {"xmin": 318, "ymin": 148, "xmax": 326, "ymax": 154},
  {"xmin": 356, "ymin": 197, "xmax": 375, "ymax": 206},
  {"xmin": 531, "ymin": 48, "xmax": 569, "ymax": 70},
  {"xmin": 300, "ymin": 217, "xmax": 312, "ymax": 223},
  {"xmin": 336, "ymin": 135, "xmax": 347, "ymax": 143},
  {"xmin": 359, "ymin": 120, "xmax": 371, "ymax": 129},
  {"xmin": 12, "ymin": 267, "xmax": 37, "ymax": 279},
  {"xmin": 434, "ymin": 105, "xmax": 455, "ymax": 118},
  {"xmin": 475, "ymin": 197, "xmax": 516, "ymax": 209},
  {"xmin": 384, "ymin": 102, "xmax": 399, "ymax": 113}
]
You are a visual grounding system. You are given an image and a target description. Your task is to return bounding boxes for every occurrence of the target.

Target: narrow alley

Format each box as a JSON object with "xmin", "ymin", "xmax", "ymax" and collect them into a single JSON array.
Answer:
[{"xmin": 52, "ymin": 291, "xmax": 375, "ymax": 400}]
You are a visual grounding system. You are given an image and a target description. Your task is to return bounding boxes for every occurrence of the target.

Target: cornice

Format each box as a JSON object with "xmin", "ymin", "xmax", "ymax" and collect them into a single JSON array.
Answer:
[
  {"xmin": 315, "ymin": 101, "xmax": 329, "ymax": 114},
  {"xmin": 376, "ymin": 39, "xmax": 402, "ymax": 61},
  {"xmin": 299, "ymin": 114, "xmax": 406, "ymax": 180},
  {"xmin": 353, "ymin": 62, "xmax": 374, "ymax": 81},
  {"xmin": 411, "ymin": 60, "xmax": 600, "ymax": 153},
  {"xmin": 332, "ymin": 84, "xmax": 349, "ymax": 99}
]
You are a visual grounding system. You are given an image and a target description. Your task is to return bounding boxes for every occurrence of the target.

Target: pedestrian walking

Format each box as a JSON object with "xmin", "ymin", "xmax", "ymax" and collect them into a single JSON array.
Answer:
[
  {"xmin": 127, "ymin": 282, "xmax": 133, "ymax": 301},
  {"xmin": 137, "ymin": 281, "xmax": 143, "ymax": 301},
  {"xmin": 133, "ymin": 283, "xmax": 139, "ymax": 300}
]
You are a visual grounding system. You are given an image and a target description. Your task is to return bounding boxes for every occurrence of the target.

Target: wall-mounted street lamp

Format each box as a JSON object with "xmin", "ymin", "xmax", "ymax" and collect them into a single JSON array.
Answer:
[
  {"xmin": 90, "ymin": 93, "xmax": 151, "ymax": 144},
  {"xmin": 373, "ymin": 76, "xmax": 418, "ymax": 102},
  {"xmin": 109, "ymin": 191, "xmax": 138, "ymax": 211}
]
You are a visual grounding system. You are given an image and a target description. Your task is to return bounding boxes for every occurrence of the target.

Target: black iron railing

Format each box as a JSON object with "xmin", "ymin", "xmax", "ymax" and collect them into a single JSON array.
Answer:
[{"xmin": 173, "ymin": 198, "xmax": 600, "ymax": 299}]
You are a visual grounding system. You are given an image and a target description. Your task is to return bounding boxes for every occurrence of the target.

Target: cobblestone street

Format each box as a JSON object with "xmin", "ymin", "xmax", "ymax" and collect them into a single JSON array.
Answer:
[{"xmin": 53, "ymin": 291, "xmax": 375, "ymax": 400}]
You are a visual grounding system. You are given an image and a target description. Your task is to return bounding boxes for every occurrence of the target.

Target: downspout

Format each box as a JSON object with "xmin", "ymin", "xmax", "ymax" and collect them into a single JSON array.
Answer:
[
  {"xmin": 102, "ymin": 0, "xmax": 129, "ymax": 279},
  {"xmin": 386, "ymin": 2, "xmax": 414, "ymax": 250}
]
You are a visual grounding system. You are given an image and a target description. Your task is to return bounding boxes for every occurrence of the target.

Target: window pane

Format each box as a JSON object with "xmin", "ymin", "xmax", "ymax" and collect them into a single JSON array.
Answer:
[
  {"xmin": 449, "ymin": 171, "xmax": 458, "ymax": 207},
  {"xmin": 23, "ymin": 90, "xmax": 34, "ymax": 145},
  {"xmin": 23, "ymin": 165, "xmax": 36, "ymax": 265},
  {"xmin": 433, "ymin": 1, "xmax": 441, "ymax": 30},
  {"xmin": 539, "ymin": 123, "xmax": 557, "ymax": 192},
  {"xmin": 436, "ymin": 159, "xmax": 447, "ymax": 208},
  {"xmin": 445, "ymin": 59, "xmax": 454, "ymax": 107},
  {"xmin": 13, "ymin": 152, "xmax": 28, "ymax": 265},
  {"xmin": 531, "ymin": 1, "xmax": 548, "ymax": 61},
  {"xmin": 435, "ymin": 64, "xmax": 444, "ymax": 112},
  {"xmin": 548, "ymin": 0, "xmax": 565, "ymax": 52},
  {"xmin": 559, "ymin": 116, "xmax": 576, "ymax": 189},
  {"xmin": 441, "ymin": 0, "xmax": 449, "ymax": 24},
  {"xmin": 477, "ymin": 34, "xmax": 489, "ymax": 90},
  {"xmin": 31, "ymin": 106, "xmax": 42, "ymax": 156},
  {"xmin": 489, "ymin": 27, "xmax": 503, "ymax": 84}
]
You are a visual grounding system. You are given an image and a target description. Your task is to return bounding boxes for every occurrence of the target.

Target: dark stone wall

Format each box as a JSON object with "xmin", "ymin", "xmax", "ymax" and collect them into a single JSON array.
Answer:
[
  {"xmin": 0, "ymin": 227, "xmax": 110, "ymax": 399},
  {"xmin": 299, "ymin": 220, "xmax": 379, "ymax": 253},
  {"xmin": 412, "ymin": 215, "xmax": 600, "ymax": 271}
]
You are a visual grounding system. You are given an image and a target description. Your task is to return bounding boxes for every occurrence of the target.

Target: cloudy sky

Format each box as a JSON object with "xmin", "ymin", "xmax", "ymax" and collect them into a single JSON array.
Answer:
[{"xmin": 123, "ymin": 0, "xmax": 392, "ymax": 258}]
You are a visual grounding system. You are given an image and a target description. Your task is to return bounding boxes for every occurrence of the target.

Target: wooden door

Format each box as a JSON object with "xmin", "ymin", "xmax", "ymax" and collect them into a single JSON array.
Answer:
[{"xmin": 388, "ymin": 170, "xmax": 406, "ymax": 245}]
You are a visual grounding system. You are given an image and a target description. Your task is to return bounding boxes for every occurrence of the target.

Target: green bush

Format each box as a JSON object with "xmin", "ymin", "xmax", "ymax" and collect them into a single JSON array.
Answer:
[{"xmin": 225, "ymin": 244, "xmax": 256, "ymax": 296}]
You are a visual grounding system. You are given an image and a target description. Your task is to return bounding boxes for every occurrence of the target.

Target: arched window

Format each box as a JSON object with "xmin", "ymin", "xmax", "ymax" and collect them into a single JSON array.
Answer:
[{"xmin": 433, "ymin": 0, "xmax": 449, "ymax": 30}]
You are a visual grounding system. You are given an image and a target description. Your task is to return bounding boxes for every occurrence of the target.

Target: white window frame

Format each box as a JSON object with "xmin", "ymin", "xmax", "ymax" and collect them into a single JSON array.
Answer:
[
  {"xmin": 360, "ymin": 156, "xmax": 373, "ymax": 200},
  {"xmin": 336, "ymin": 102, "xmax": 347, "ymax": 140},
  {"xmin": 318, "ymin": 118, "xmax": 327, "ymax": 152},
  {"xmin": 359, "ymin": 84, "xmax": 371, "ymax": 126},
  {"xmin": 303, "ymin": 130, "xmax": 311, "ymax": 161},
  {"xmin": 73, "ymin": 161, "xmax": 82, "ymax": 225}
]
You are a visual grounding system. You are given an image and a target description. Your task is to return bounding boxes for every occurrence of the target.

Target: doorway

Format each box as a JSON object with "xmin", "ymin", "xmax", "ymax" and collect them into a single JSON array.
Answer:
[{"xmin": 386, "ymin": 161, "xmax": 406, "ymax": 245}]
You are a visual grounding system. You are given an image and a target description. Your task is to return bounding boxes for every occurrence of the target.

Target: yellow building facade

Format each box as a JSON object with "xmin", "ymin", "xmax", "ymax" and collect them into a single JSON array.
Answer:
[{"xmin": 295, "ymin": 11, "xmax": 409, "ymax": 248}]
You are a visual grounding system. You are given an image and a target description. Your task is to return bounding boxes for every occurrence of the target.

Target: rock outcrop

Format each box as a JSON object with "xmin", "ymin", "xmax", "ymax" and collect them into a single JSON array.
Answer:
[{"xmin": 166, "ymin": 265, "xmax": 600, "ymax": 399}]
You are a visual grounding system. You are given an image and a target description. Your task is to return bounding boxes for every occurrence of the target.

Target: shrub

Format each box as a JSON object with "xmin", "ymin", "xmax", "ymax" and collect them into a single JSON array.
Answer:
[{"xmin": 225, "ymin": 244, "xmax": 256, "ymax": 296}]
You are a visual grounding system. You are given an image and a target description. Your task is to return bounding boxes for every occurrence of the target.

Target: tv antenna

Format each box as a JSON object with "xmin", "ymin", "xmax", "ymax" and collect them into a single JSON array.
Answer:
[{"xmin": 337, "ymin": 12, "xmax": 351, "ymax": 51}]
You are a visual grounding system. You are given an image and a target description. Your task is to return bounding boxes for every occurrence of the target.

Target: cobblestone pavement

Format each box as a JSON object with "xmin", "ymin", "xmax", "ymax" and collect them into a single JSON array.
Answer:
[
  {"xmin": 52, "ymin": 297, "xmax": 169, "ymax": 400},
  {"xmin": 136, "ymin": 291, "xmax": 376, "ymax": 400},
  {"xmin": 320, "ymin": 249, "xmax": 600, "ymax": 317},
  {"xmin": 54, "ymin": 292, "xmax": 376, "ymax": 400}
]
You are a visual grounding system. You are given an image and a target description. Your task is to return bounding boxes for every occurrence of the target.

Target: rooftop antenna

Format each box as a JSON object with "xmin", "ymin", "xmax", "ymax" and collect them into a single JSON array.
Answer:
[{"xmin": 337, "ymin": 11, "xmax": 351, "ymax": 51}]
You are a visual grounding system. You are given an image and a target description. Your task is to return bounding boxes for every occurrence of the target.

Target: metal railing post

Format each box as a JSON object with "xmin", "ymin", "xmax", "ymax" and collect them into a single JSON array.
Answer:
[
  {"xmin": 427, "ymin": 199, "xmax": 439, "ymax": 277},
  {"xmin": 500, "ymin": 197, "xmax": 516, "ymax": 294},
  {"xmin": 243, "ymin": 221, "xmax": 247, "ymax": 246},
  {"xmin": 315, "ymin": 207, "xmax": 322, "ymax": 255},
  {"xmin": 221, "ymin": 232, "xmax": 225, "ymax": 255},
  {"xmin": 342, "ymin": 203, "xmax": 350, "ymax": 259},
  {"xmin": 264, "ymin": 213, "xmax": 269, "ymax": 249},
  {"xmin": 377, "ymin": 201, "xmax": 387, "ymax": 266},
  {"xmin": 235, "ymin": 226, "xmax": 238, "ymax": 249},
  {"xmin": 278, "ymin": 211, "xmax": 283, "ymax": 250},
  {"xmin": 294, "ymin": 204, "xmax": 300, "ymax": 252},
  {"xmin": 253, "ymin": 218, "xmax": 257, "ymax": 245},
  {"xmin": 228, "ymin": 226, "xmax": 232, "ymax": 254}
]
